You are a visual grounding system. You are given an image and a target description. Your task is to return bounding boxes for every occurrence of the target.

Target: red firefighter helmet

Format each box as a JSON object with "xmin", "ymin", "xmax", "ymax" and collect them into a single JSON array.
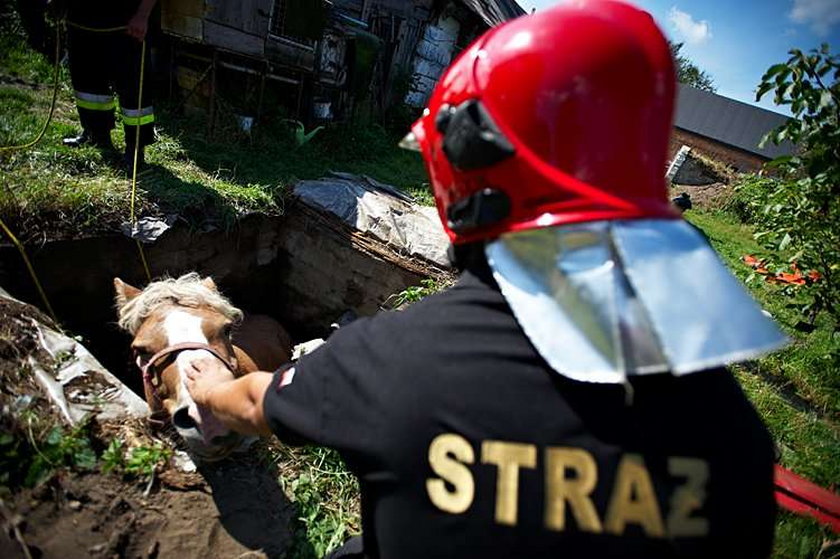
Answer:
[{"xmin": 405, "ymin": 0, "xmax": 679, "ymax": 244}]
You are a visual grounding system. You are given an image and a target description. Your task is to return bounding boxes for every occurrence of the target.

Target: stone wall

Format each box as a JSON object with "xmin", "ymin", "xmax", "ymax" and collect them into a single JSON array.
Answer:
[{"xmin": 668, "ymin": 127, "xmax": 769, "ymax": 173}]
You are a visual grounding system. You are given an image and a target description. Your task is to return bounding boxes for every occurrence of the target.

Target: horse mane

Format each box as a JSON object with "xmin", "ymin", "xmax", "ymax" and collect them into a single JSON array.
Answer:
[{"xmin": 117, "ymin": 273, "xmax": 243, "ymax": 334}]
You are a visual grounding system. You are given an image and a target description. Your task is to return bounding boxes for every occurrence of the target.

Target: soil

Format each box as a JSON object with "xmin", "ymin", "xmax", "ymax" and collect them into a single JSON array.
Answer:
[
  {"xmin": 1, "ymin": 453, "xmax": 297, "ymax": 559},
  {"xmin": 671, "ymin": 182, "xmax": 732, "ymax": 210},
  {"xmin": 0, "ymin": 294, "xmax": 299, "ymax": 559},
  {"xmin": 0, "ymin": 297, "xmax": 56, "ymax": 376}
]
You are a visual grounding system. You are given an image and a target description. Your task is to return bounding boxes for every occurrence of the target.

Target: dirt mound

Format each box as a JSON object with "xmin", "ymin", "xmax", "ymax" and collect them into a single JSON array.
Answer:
[
  {"xmin": 1, "ymin": 453, "xmax": 297, "ymax": 559},
  {"xmin": 671, "ymin": 182, "xmax": 732, "ymax": 210},
  {"xmin": 0, "ymin": 292, "xmax": 299, "ymax": 559}
]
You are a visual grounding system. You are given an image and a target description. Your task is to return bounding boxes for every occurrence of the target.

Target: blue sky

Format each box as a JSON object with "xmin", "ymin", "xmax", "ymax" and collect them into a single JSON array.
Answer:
[{"xmin": 515, "ymin": 0, "xmax": 840, "ymax": 116}]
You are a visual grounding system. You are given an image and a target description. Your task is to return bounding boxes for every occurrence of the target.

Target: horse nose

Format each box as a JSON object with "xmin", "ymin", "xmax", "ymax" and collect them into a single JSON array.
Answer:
[{"xmin": 172, "ymin": 406, "xmax": 198, "ymax": 431}]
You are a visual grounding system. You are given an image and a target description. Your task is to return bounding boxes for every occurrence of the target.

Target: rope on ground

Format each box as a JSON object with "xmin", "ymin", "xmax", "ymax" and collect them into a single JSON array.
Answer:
[
  {"xmin": 0, "ymin": 24, "xmax": 61, "ymax": 154},
  {"xmin": 0, "ymin": 217, "xmax": 59, "ymax": 324},
  {"xmin": 0, "ymin": 24, "xmax": 61, "ymax": 324},
  {"xmin": 64, "ymin": 21, "xmax": 128, "ymax": 33},
  {"xmin": 62, "ymin": 20, "xmax": 153, "ymax": 283},
  {"xmin": 0, "ymin": 19, "xmax": 152, "ymax": 329}
]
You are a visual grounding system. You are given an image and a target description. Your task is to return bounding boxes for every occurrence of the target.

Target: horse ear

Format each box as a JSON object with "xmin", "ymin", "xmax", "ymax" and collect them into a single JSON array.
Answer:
[
  {"xmin": 114, "ymin": 278, "xmax": 141, "ymax": 308},
  {"xmin": 201, "ymin": 277, "xmax": 218, "ymax": 292}
]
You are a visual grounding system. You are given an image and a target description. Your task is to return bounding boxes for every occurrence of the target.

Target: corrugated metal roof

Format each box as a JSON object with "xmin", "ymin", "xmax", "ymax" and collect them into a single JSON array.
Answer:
[
  {"xmin": 675, "ymin": 83, "xmax": 795, "ymax": 159},
  {"xmin": 459, "ymin": 0, "xmax": 526, "ymax": 27}
]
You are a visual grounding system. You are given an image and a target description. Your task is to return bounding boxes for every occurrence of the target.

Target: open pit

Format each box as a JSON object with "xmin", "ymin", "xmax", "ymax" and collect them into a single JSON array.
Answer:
[
  {"xmin": 0, "ymin": 194, "xmax": 448, "ymax": 390},
  {"xmin": 0, "ymin": 184, "xmax": 450, "ymax": 559}
]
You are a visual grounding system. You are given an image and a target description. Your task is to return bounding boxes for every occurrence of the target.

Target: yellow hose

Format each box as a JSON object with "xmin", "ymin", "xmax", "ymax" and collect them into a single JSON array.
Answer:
[
  {"xmin": 0, "ymin": 24, "xmax": 61, "ymax": 154},
  {"xmin": 0, "ymin": 217, "xmax": 58, "ymax": 324},
  {"xmin": 130, "ymin": 40, "xmax": 152, "ymax": 283},
  {"xmin": 0, "ymin": 19, "xmax": 153, "ymax": 326}
]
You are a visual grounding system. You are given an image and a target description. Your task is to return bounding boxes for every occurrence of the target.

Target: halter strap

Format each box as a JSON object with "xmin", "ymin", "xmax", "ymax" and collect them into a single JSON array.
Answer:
[{"xmin": 141, "ymin": 341, "xmax": 236, "ymax": 396}]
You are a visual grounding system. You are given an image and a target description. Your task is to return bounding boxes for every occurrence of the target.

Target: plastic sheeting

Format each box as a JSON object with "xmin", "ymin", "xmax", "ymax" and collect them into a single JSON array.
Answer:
[
  {"xmin": 1, "ymin": 287, "xmax": 149, "ymax": 424},
  {"xmin": 294, "ymin": 172, "xmax": 450, "ymax": 268},
  {"xmin": 120, "ymin": 214, "xmax": 178, "ymax": 244}
]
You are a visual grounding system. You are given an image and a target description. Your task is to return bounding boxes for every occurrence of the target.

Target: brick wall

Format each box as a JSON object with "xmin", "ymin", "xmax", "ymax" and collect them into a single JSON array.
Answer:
[{"xmin": 669, "ymin": 127, "xmax": 769, "ymax": 173}]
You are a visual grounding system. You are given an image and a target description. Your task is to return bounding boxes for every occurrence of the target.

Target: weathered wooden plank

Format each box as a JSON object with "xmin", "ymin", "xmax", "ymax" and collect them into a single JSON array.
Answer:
[
  {"xmin": 162, "ymin": 14, "xmax": 203, "ymax": 40},
  {"xmin": 206, "ymin": 0, "xmax": 272, "ymax": 35},
  {"xmin": 265, "ymin": 36, "xmax": 315, "ymax": 70},
  {"xmin": 204, "ymin": 20, "xmax": 265, "ymax": 57},
  {"xmin": 164, "ymin": 0, "xmax": 204, "ymax": 17},
  {"xmin": 160, "ymin": 0, "xmax": 204, "ymax": 39}
]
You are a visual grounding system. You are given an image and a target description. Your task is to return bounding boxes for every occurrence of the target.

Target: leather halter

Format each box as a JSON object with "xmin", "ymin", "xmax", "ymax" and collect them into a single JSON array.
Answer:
[{"xmin": 141, "ymin": 341, "xmax": 236, "ymax": 398}]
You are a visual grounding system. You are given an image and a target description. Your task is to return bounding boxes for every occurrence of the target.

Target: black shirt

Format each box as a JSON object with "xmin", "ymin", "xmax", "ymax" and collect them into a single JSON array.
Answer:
[
  {"xmin": 264, "ymin": 270, "xmax": 776, "ymax": 558},
  {"xmin": 67, "ymin": 0, "xmax": 140, "ymax": 29}
]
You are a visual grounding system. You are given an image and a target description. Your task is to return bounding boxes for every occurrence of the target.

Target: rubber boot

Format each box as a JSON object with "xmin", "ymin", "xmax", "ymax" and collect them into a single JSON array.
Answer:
[
  {"xmin": 62, "ymin": 130, "xmax": 114, "ymax": 150},
  {"xmin": 123, "ymin": 143, "xmax": 145, "ymax": 171}
]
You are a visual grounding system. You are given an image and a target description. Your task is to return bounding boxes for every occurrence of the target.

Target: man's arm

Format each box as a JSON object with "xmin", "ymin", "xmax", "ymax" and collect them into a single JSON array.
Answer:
[
  {"xmin": 186, "ymin": 358, "xmax": 274, "ymax": 436},
  {"xmin": 127, "ymin": 0, "xmax": 157, "ymax": 40}
]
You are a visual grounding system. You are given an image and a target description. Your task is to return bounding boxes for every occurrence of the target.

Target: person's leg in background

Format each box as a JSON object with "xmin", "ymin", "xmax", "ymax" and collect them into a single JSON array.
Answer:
[
  {"xmin": 63, "ymin": 27, "xmax": 116, "ymax": 150},
  {"xmin": 114, "ymin": 32, "xmax": 155, "ymax": 168},
  {"xmin": 323, "ymin": 536, "xmax": 365, "ymax": 559}
]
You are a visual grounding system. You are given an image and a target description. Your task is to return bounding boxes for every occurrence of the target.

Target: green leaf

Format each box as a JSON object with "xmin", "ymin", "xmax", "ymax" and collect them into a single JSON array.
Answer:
[
  {"xmin": 73, "ymin": 446, "xmax": 97, "ymax": 470},
  {"xmin": 779, "ymin": 233, "xmax": 792, "ymax": 250},
  {"xmin": 818, "ymin": 90, "xmax": 834, "ymax": 111},
  {"xmin": 45, "ymin": 427, "xmax": 62, "ymax": 446},
  {"xmin": 763, "ymin": 63, "xmax": 788, "ymax": 79},
  {"xmin": 756, "ymin": 82, "xmax": 774, "ymax": 101}
]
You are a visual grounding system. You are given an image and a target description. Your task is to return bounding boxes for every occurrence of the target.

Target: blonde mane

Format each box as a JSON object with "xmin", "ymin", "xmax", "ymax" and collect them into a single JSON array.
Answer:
[{"xmin": 117, "ymin": 273, "xmax": 243, "ymax": 334}]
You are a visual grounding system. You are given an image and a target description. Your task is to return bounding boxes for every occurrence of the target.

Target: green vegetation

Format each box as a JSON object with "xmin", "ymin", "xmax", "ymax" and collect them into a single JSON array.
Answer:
[
  {"xmin": 0, "ymin": 417, "xmax": 97, "ymax": 489},
  {"xmin": 0, "ymin": 25, "xmax": 430, "ymax": 243},
  {"xmin": 746, "ymin": 44, "xmax": 840, "ymax": 333},
  {"xmin": 681, "ymin": 49, "xmax": 840, "ymax": 551},
  {"xmin": 671, "ymin": 41, "xmax": 717, "ymax": 92},
  {"xmin": 385, "ymin": 278, "xmax": 444, "ymax": 309},
  {"xmin": 269, "ymin": 444, "xmax": 360, "ymax": 559},
  {"xmin": 0, "ymin": 411, "xmax": 170, "ymax": 494},
  {"xmin": 100, "ymin": 437, "xmax": 172, "ymax": 480},
  {"xmin": 2, "ymin": 10, "xmax": 838, "ymax": 559}
]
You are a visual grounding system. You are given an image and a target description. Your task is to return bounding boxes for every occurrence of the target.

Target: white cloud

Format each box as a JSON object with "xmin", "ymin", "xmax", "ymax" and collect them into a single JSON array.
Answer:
[
  {"xmin": 789, "ymin": 0, "xmax": 840, "ymax": 36},
  {"xmin": 668, "ymin": 6, "xmax": 712, "ymax": 45}
]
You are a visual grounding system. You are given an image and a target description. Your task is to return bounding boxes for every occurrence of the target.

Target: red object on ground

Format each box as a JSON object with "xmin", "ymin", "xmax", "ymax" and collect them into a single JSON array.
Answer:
[
  {"xmin": 774, "ymin": 464, "xmax": 840, "ymax": 532},
  {"xmin": 742, "ymin": 255, "xmax": 821, "ymax": 285}
]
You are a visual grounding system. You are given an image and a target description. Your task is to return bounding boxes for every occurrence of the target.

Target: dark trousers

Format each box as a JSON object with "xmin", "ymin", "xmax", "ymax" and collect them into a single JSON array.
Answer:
[
  {"xmin": 67, "ymin": 26, "xmax": 155, "ymax": 147},
  {"xmin": 324, "ymin": 536, "xmax": 365, "ymax": 559}
]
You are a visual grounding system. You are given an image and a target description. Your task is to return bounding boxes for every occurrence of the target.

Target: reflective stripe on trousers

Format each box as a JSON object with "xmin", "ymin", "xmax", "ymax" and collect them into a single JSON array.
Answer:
[
  {"xmin": 122, "ymin": 106, "xmax": 155, "ymax": 126},
  {"xmin": 74, "ymin": 91, "xmax": 115, "ymax": 111}
]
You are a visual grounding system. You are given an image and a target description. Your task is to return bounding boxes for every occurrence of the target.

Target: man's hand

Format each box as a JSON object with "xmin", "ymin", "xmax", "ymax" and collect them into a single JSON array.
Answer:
[
  {"xmin": 186, "ymin": 357, "xmax": 235, "ymax": 407},
  {"xmin": 126, "ymin": 11, "xmax": 149, "ymax": 41},
  {"xmin": 186, "ymin": 361, "xmax": 274, "ymax": 437},
  {"xmin": 127, "ymin": 0, "xmax": 157, "ymax": 41}
]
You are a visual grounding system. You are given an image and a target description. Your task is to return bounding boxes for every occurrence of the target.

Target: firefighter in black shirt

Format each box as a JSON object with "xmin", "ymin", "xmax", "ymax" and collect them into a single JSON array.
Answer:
[
  {"xmin": 186, "ymin": 1, "xmax": 785, "ymax": 557},
  {"xmin": 62, "ymin": 0, "xmax": 157, "ymax": 167}
]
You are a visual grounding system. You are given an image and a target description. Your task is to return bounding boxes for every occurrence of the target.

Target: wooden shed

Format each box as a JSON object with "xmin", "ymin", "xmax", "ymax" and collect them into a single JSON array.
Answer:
[{"xmin": 159, "ymin": 0, "xmax": 525, "ymax": 126}]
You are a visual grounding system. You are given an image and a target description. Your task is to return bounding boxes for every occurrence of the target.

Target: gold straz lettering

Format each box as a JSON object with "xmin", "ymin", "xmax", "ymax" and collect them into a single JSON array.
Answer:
[
  {"xmin": 425, "ymin": 434, "xmax": 709, "ymax": 539},
  {"xmin": 604, "ymin": 454, "xmax": 665, "ymax": 537},
  {"xmin": 426, "ymin": 433, "xmax": 475, "ymax": 513},
  {"xmin": 481, "ymin": 440, "xmax": 537, "ymax": 525},
  {"xmin": 667, "ymin": 457, "xmax": 710, "ymax": 537},
  {"xmin": 544, "ymin": 447, "xmax": 602, "ymax": 533}
]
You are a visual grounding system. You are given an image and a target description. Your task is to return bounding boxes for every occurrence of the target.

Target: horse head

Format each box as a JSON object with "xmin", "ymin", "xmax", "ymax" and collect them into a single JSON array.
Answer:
[{"xmin": 114, "ymin": 273, "xmax": 249, "ymax": 461}]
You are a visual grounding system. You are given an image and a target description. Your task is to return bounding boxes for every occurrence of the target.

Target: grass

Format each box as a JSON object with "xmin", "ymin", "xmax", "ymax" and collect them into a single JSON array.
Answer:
[
  {"xmin": 2, "ymin": 13, "xmax": 838, "ymax": 558},
  {"xmin": 267, "ymin": 444, "xmax": 361, "ymax": 559},
  {"xmin": 0, "ymin": 25, "xmax": 430, "ymax": 244},
  {"xmin": 686, "ymin": 209, "xmax": 839, "ymax": 557}
]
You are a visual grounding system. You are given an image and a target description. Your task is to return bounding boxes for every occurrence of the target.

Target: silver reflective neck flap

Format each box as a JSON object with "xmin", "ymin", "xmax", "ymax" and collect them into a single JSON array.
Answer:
[{"xmin": 485, "ymin": 220, "xmax": 787, "ymax": 384}]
